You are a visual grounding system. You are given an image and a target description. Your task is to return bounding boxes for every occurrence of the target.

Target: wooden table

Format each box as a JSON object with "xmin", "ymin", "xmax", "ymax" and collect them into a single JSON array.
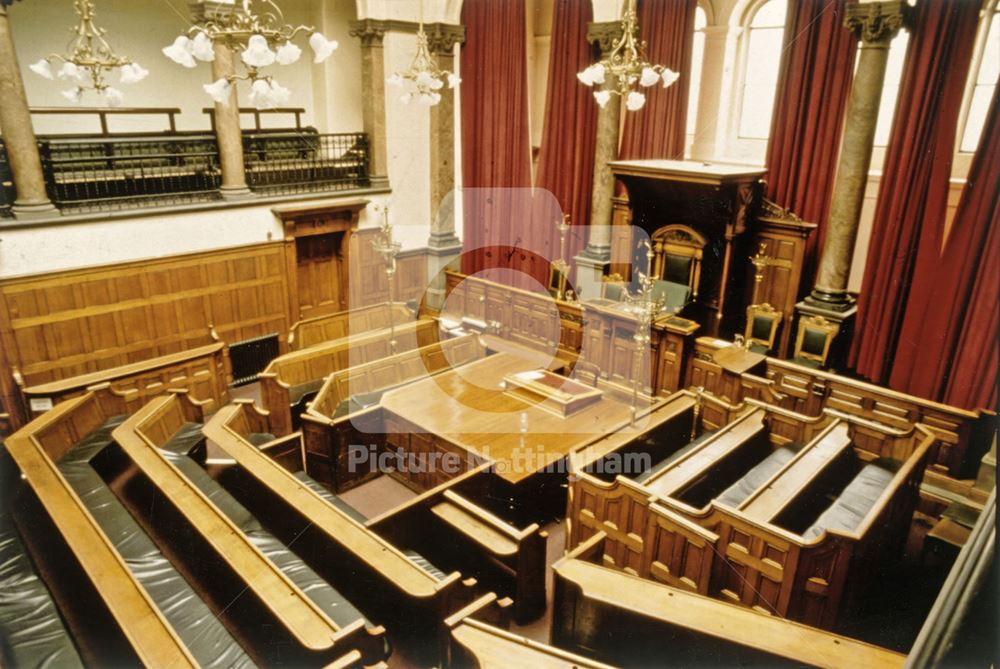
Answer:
[{"xmin": 380, "ymin": 354, "xmax": 637, "ymax": 484}]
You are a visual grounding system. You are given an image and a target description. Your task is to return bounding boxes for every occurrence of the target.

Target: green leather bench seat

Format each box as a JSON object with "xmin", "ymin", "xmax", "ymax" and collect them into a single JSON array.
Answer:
[
  {"xmin": 635, "ymin": 430, "xmax": 718, "ymax": 484},
  {"xmin": 0, "ymin": 449, "xmax": 84, "ymax": 669},
  {"xmin": 158, "ymin": 421, "xmax": 205, "ymax": 456},
  {"xmin": 715, "ymin": 446, "xmax": 799, "ymax": 508},
  {"xmin": 803, "ymin": 462, "xmax": 896, "ymax": 540},
  {"xmin": 290, "ymin": 471, "xmax": 448, "ymax": 581},
  {"xmin": 332, "ymin": 391, "xmax": 386, "ymax": 420},
  {"xmin": 56, "ymin": 417, "xmax": 255, "ymax": 668},
  {"xmin": 247, "ymin": 432, "xmax": 276, "ymax": 447},
  {"xmin": 289, "ymin": 379, "xmax": 325, "ymax": 407},
  {"xmin": 162, "ymin": 449, "xmax": 373, "ymax": 631}
]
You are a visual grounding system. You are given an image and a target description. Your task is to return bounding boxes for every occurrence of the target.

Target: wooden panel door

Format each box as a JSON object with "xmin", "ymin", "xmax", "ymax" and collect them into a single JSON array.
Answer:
[{"xmin": 295, "ymin": 233, "xmax": 344, "ymax": 320}]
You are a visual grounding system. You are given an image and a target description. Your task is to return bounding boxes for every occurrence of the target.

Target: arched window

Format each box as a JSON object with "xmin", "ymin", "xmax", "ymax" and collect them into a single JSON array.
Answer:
[
  {"xmin": 736, "ymin": 0, "xmax": 787, "ymax": 140},
  {"xmin": 959, "ymin": 5, "xmax": 999, "ymax": 153},
  {"xmin": 872, "ymin": 30, "xmax": 910, "ymax": 149},
  {"xmin": 684, "ymin": 5, "xmax": 708, "ymax": 156}
]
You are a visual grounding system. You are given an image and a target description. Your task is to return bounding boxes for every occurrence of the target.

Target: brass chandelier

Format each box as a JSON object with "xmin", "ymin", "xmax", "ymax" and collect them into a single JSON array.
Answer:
[
  {"xmin": 163, "ymin": 0, "xmax": 338, "ymax": 110},
  {"xmin": 386, "ymin": 1, "xmax": 459, "ymax": 106},
  {"xmin": 29, "ymin": 0, "xmax": 148, "ymax": 106},
  {"xmin": 577, "ymin": 0, "xmax": 679, "ymax": 111}
]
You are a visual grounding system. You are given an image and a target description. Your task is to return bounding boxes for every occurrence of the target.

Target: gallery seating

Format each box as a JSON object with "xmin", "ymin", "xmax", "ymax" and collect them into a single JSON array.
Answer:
[
  {"xmin": 551, "ymin": 532, "xmax": 907, "ymax": 668},
  {"xmin": 567, "ymin": 398, "xmax": 936, "ymax": 629},
  {"xmin": 110, "ymin": 392, "xmax": 388, "ymax": 665},
  {"xmin": 203, "ymin": 402, "xmax": 472, "ymax": 634},
  {"xmin": 687, "ymin": 336, "xmax": 995, "ymax": 477},
  {"xmin": 3, "ymin": 390, "xmax": 209, "ymax": 666},
  {"xmin": 260, "ymin": 318, "xmax": 438, "ymax": 435}
]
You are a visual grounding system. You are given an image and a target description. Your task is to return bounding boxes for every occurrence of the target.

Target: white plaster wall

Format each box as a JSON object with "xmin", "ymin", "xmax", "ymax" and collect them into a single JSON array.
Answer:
[
  {"xmin": 0, "ymin": 190, "xmax": 393, "ymax": 279},
  {"xmin": 8, "ymin": 0, "xmax": 362, "ymax": 134},
  {"xmin": 382, "ymin": 31, "xmax": 433, "ymax": 250}
]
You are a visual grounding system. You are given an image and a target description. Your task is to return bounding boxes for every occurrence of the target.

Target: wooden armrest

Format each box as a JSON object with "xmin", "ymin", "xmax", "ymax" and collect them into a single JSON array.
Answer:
[
  {"xmin": 442, "ymin": 490, "xmax": 536, "ymax": 540},
  {"xmin": 258, "ymin": 431, "xmax": 302, "ymax": 454},
  {"xmin": 431, "ymin": 502, "xmax": 519, "ymax": 557}
]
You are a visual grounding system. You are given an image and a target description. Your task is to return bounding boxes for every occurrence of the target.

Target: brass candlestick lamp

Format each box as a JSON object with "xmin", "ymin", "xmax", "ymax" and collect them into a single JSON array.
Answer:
[{"xmin": 372, "ymin": 205, "xmax": 402, "ymax": 354}]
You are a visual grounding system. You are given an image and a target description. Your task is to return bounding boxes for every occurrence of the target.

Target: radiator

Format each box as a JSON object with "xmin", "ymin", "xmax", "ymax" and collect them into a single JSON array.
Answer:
[{"xmin": 229, "ymin": 333, "xmax": 281, "ymax": 386}]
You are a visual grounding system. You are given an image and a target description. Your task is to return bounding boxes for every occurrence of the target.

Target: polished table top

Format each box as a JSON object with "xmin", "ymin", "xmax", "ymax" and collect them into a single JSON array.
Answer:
[{"xmin": 380, "ymin": 353, "xmax": 641, "ymax": 484}]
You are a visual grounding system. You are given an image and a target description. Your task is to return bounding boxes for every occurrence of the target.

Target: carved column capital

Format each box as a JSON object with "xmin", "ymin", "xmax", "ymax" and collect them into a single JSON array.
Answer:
[
  {"xmin": 586, "ymin": 21, "xmax": 624, "ymax": 55},
  {"xmin": 349, "ymin": 19, "xmax": 387, "ymax": 48},
  {"xmin": 425, "ymin": 23, "xmax": 466, "ymax": 55},
  {"xmin": 845, "ymin": 2, "xmax": 909, "ymax": 44}
]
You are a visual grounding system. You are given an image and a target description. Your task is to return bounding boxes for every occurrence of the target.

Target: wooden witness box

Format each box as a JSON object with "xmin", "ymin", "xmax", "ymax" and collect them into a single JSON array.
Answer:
[{"xmin": 503, "ymin": 369, "xmax": 603, "ymax": 417}]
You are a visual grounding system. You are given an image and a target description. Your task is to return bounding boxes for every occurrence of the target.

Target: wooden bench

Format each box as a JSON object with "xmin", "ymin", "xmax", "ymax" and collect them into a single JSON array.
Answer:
[
  {"xmin": 363, "ymin": 467, "xmax": 549, "ymax": 626},
  {"xmin": 4, "ymin": 390, "xmax": 201, "ymax": 667},
  {"xmin": 204, "ymin": 401, "xmax": 466, "ymax": 602},
  {"xmin": 15, "ymin": 338, "xmax": 230, "ymax": 425},
  {"xmin": 446, "ymin": 618, "xmax": 615, "ymax": 669},
  {"xmin": 301, "ymin": 334, "xmax": 487, "ymax": 490},
  {"xmin": 111, "ymin": 393, "xmax": 387, "ymax": 665},
  {"xmin": 288, "ymin": 301, "xmax": 417, "ymax": 350},
  {"xmin": 567, "ymin": 401, "xmax": 936, "ymax": 629},
  {"xmin": 552, "ymin": 533, "xmax": 906, "ymax": 669},
  {"xmin": 260, "ymin": 318, "xmax": 438, "ymax": 436},
  {"xmin": 688, "ymin": 336, "xmax": 994, "ymax": 477}
]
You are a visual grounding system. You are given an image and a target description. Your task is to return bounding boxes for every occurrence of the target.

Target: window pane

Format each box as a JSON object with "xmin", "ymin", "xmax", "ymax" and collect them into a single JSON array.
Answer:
[
  {"xmin": 961, "ymin": 85, "xmax": 994, "ymax": 152},
  {"xmin": 751, "ymin": 0, "xmax": 786, "ymax": 27},
  {"xmin": 687, "ymin": 11, "xmax": 706, "ymax": 136},
  {"xmin": 737, "ymin": 13, "xmax": 786, "ymax": 140},
  {"xmin": 977, "ymin": 13, "xmax": 999, "ymax": 85},
  {"xmin": 873, "ymin": 30, "xmax": 909, "ymax": 147},
  {"xmin": 694, "ymin": 5, "xmax": 707, "ymax": 30}
]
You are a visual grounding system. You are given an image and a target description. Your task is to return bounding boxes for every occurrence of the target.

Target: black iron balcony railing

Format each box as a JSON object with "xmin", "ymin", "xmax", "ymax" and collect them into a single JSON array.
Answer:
[
  {"xmin": 243, "ymin": 130, "xmax": 370, "ymax": 196},
  {"xmin": 39, "ymin": 133, "xmax": 224, "ymax": 214},
  {"xmin": 0, "ymin": 107, "xmax": 372, "ymax": 219}
]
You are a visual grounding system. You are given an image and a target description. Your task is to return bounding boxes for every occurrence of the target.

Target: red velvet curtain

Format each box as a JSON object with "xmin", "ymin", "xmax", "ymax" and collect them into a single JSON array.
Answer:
[
  {"xmin": 532, "ymin": 0, "xmax": 598, "ymax": 284},
  {"xmin": 888, "ymin": 90, "xmax": 1000, "ymax": 410},
  {"xmin": 460, "ymin": 0, "xmax": 534, "ymax": 282},
  {"xmin": 764, "ymin": 0, "xmax": 856, "ymax": 287},
  {"xmin": 848, "ymin": 0, "xmax": 979, "ymax": 383},
  {"xmin": 617, "ymin": 0, "xmax": 697, "ymax": 160}
]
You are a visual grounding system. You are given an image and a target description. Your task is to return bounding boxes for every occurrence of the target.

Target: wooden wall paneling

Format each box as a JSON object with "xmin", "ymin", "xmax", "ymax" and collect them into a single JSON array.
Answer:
[{"xmin": 0, "ymin": 243, "xmax": 291, "ymax": 403}]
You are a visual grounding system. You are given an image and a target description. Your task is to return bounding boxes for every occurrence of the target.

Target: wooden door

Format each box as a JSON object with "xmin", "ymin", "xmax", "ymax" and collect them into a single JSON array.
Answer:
[{"xmin": 295, "ymin": 233, "xmax": 344, "ymax": 320}]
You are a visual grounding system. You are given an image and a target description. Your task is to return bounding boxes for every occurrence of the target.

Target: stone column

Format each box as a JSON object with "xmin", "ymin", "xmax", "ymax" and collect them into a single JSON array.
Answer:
[
  {"xmin": 0, "ymin": 5, "xmax": 56, "ymax": 218},
  {"xmin": 211, "ymin": 41, "xmax": 252, "ymax": 199},
  {"xmin": 349, "ymin": 20, "xmax": 389, "ymax": 183},
  {"xmin": 796, "ymin": 1, "xmax": 907, "ymax": 367},
  {"xmin": 424, "ymin": 24, "xmax": 465, "ymax": 311},
  {"xmin": 574, "ymin": 21, "xmax": 623, "ymax": 301},
  {"xmin": 802, "ymin": 1, "xmax": 907, "ymax": 312}
]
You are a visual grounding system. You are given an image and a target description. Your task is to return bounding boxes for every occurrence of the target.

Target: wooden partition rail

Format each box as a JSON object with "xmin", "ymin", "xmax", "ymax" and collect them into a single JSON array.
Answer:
[
  {"xmin": 204, "ymin": 402, "xmax": 463, "ymax": 601},
  {"xmin": 551, "ymin": 534, "xmax": 906, "ymax": 669},
  {"xmin": 15, "ymin": 340, "xmax": 230, "ymax": 424},
  {"xmin": 688, "ymin": 336, "xmax": 993, "ymax": 477},
  {"xmin": 567, "ymin": 402, "xmax": 936, "ymax": 629},
  {"xmin": 4, "ymin": 392, "xmax": 199, "ymax": 667},
  {"xmin": 260, "ymin": 318, "xmax": 438, "ymax": 435},
  {"xmin": 288, "ymin": 301, "xmax": 417, "ymax": 351},
  {"xmin": 111, "ymin": 394, "xmax": 379, "ymax": 661}
]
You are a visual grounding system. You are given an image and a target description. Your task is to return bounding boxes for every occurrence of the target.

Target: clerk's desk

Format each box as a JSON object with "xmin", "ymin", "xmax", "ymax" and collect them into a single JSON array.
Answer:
[{"xmin": 379, "ymin": 352, "xmax": 659, "ymax": 486}]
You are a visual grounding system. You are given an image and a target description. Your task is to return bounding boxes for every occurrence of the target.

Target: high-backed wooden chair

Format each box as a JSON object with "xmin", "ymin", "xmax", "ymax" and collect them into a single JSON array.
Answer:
[
  {"xmin": 793, "ymin": 315, "xmax": 839, "ymax": 369},
  {"xmin": 651, "ymin": 225, "xmax": 706, "ymax": 300},
  {"xmin": 744, "ymin": 303, "xmax": 782, "ymax": 354}
]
